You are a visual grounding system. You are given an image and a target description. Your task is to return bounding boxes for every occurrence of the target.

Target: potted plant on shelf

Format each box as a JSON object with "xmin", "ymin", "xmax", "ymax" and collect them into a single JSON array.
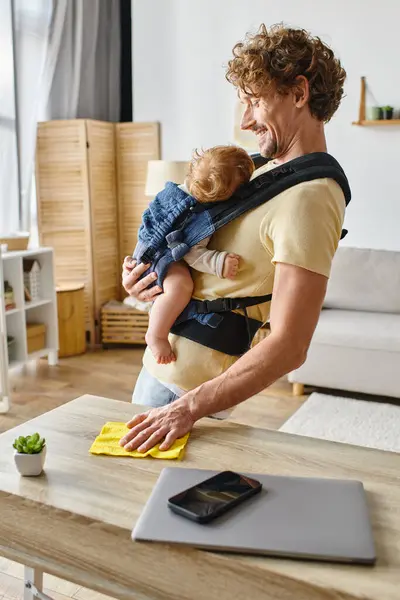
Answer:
[
  {"xmin": 367, "ymin": 106, "xmax": 382, "ymax": 120},
  {"xmin": 382, "ymin": 105, "xmax": 394, "ymax": 120},
  {"xmin": 13, "ymin": 433, "xmax": 46, "ymax": 476}
]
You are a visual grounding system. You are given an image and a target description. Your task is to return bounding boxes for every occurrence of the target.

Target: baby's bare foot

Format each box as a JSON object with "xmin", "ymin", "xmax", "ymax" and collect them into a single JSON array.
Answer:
[
  {"xmin": 223, "ymin": 254, "xmax": 240, "ymax": 279},
  {"xmin": 145, "ymin": 332, "xmax": 176, "ymax": 365}
]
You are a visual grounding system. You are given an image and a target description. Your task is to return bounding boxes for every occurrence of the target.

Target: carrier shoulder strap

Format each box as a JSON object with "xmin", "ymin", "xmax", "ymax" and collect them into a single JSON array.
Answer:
[
  {"xmin": 187, "ymin": 152, "xmax": 351, "ymax": 249},
  {"xmin": 170, "ymin": 152, "xmax": 352, "ymax": 355}
]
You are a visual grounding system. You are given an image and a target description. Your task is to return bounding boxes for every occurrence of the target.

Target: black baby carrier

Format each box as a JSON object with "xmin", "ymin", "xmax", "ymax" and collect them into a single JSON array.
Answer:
[{"xmin": 135, "ymin": 152, "xmax": 351, "ymax": 356}]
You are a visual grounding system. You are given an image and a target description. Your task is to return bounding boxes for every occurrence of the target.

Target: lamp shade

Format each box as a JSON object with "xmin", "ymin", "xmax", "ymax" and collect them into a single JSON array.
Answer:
[{"xmin": 145, "ymin": 160, "xmax": 189, "ymax": 196}]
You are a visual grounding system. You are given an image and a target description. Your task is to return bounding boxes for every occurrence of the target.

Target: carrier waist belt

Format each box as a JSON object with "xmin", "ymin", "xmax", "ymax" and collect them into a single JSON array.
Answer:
[{"xmin": 170, "ymin": 311, "xmax": 263, "ymax": 356}]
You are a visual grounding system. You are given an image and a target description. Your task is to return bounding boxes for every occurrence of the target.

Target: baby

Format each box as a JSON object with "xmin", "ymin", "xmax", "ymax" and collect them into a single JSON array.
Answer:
[{"xmin": 141, "ymin": 145, "xmax": 255, "ymax": 364}]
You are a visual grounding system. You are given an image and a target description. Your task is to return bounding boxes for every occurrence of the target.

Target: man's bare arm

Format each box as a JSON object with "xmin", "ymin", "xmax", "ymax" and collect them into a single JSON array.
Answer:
[
  {"xmin": 187, "ymin": 262, "xmax": 328, "ymax": 419},
  {"xmin": 120, "ymin": 262, "xmax": 328, "ymax": 452}
]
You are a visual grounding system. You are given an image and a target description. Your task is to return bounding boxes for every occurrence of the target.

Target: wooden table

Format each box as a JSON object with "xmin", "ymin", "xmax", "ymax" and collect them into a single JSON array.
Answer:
[{"xmin": 0, "ymin": 394, "xmax": 399, "ymax": 600}]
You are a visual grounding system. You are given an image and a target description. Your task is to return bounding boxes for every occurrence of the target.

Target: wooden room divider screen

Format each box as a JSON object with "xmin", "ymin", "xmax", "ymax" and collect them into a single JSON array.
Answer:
[{"xmin": 36, "ymin": 120, "xmax": 160, "ymax": 346}]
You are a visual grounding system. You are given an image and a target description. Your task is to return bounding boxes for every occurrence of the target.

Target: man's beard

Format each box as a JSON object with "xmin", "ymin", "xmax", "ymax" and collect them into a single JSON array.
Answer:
[{"xmin": 259, "ymin": 136, "xmax": 278, "ymax": 158}]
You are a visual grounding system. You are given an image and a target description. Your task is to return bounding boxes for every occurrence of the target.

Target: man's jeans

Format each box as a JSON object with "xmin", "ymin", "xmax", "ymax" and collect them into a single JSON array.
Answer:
[
  {"xmin": 132, "ymin": 366, "xmax": 231, "ymax": 419},
  {"xmin": 132, "ymin": 366, "xmax": 179, "ymax": 407}
]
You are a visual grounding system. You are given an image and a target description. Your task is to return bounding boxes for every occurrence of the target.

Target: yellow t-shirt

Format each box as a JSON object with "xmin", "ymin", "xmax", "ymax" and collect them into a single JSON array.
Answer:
[{"xmin": 143, "ymin": 160, "xmax": 346, "ymax": 391}]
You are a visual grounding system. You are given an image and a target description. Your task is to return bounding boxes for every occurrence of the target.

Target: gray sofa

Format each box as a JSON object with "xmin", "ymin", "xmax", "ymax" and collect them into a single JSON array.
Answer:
[{"xmin": 288, "ymin": 246, "xmax": 400, "ymax": 398}]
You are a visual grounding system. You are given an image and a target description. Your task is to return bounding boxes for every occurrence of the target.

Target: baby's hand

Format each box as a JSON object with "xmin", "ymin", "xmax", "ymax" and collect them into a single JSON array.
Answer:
[{"xmin": 222, "ymin": 253, "xmax": 240, "ymax": 279}]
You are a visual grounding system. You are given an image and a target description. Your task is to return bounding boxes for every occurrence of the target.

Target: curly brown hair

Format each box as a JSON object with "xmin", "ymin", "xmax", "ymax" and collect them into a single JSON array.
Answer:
[
  {"xmin": 186, "ymin": 146, "xmax": 254, "ymax": 203},
  {"xmin": 226, "ymin": 23, "xmax": 346, "ymax": 123}
]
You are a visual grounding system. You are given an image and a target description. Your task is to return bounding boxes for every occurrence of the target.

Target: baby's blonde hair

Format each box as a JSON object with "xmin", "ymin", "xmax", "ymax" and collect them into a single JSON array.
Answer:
[{"xmin": 186, "ymin": 145, "xmax": 255, "ymax": 203}]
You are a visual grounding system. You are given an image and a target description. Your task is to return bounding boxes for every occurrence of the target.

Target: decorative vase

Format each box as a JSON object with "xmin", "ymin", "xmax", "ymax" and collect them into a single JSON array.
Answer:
[
  {"xmin": 14, "ymin": 446, "xmax": 47, "ymax": 476},
  {"xmin": 366, "ymin": 106, "xmax": 382, "ymax": 120}
]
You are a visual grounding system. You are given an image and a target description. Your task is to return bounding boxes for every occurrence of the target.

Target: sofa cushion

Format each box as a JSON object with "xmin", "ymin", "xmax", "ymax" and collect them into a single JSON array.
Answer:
[
  {"xmin": 313, "ymin": 309, "xmax": 400, "ymax": 353},
  {"xmin": 324, "ymin": 247, "xmax": 400, "ymax": 313}
]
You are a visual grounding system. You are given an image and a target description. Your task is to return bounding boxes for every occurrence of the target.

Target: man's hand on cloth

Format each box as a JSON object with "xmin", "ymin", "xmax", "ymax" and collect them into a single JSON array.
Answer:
[{"xmin": 119, "ymin": 398, "xmax": 195, "ymax": 453}]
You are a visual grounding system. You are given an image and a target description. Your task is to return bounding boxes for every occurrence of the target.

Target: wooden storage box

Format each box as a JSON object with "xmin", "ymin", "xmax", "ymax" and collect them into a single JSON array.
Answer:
[
  {"xmin": 27, "ymin": 323, "xmax": 46, "ymax": 354},
  {"xmin": 101, "ymin": 301, "xmax": 149, "ymax": 345},
  {"xmin": 0, "ymin": 233, "xmax": 29, "ymax": 252}
]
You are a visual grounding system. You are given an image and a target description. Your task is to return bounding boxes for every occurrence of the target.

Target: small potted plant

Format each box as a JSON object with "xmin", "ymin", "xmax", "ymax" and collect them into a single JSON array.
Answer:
[
  {"xmin": 382, "ymin": 105, "xmax": 393, "ymax": 120},
  {"xmin": 13, "ymin": 433, "xmax": 46, "ymax": 476},
  {"xmin": 367, "ymin": 106, "xmax": 382, "ymax": 120}
]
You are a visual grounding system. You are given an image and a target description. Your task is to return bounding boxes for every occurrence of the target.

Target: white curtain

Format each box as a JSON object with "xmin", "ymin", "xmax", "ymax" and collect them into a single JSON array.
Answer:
[
  {"xmin": 12, "ymin": 0, "xmax": 120, "ymax": 237},
  {"xmin": 0, "ymin": 0, "xmax": 20, "ymax": 235},
  {"xmin": 46, "ymin": 0, "xmax": 120, "ymax": 122},
  {"xmin": 1, "ymin": 0, "xmax": 121, "ymax": 237},
  {"xmin": 13, "ymin": 0, "xmax": 54, "ymax": 232}
]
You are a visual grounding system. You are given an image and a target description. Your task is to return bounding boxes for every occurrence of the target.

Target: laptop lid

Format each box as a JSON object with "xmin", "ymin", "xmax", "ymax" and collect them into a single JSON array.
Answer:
[{"xmin": 132, "ymin": 467, "xmax": 376, "ymax": 565}]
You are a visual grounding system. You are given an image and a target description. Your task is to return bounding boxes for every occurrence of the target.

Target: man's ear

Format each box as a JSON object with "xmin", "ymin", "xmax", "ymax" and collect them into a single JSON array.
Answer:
[{"xmin": 293, "ymin": 75, "xmax": 310, "ymax": 108}]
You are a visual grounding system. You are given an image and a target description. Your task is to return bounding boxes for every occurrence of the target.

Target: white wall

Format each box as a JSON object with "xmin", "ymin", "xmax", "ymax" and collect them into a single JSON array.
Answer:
[{"xmin": 132, "ymin": 0, "xmax": 400, "ymax": 251}]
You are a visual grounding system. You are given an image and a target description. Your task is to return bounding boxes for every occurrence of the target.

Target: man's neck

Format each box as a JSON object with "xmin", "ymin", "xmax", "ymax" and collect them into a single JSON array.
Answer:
[{"xmin": 273, "ymin": 121, "xmax": 327, "ymax": 165}]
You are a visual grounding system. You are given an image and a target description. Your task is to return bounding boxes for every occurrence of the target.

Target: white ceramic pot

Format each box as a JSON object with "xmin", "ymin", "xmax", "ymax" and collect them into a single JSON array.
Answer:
[{"xmin": 14, "ymin": 445, "xmax": 46, "ymax": 476}]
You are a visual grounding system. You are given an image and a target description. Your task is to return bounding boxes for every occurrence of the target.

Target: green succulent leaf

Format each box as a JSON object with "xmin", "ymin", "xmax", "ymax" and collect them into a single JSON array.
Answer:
[{"xmin": 13, "ymin": 433, "xmax": 46, "ymax": 454}]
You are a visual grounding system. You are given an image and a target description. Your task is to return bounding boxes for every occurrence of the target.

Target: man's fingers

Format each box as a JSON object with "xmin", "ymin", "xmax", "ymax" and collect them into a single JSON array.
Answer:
[
  {"xmin": 138, "ymin": 285, "xmax": 162, "ymax": 302},
  {"xmin": 121, "ymin": 257, "xmax": 163, "ymax": 301},
  {"xmin": 159, "ymin": 429, "xmax": 179, "ymax": 451},
  {"xmin": 123, "ymin": 256, "xmax": 136, "ymax": 269},
  {"xmin": 132, "ymin": 261, "xmax": 152, "ymax": 277},
  {"xmin": 125, "ymin": 424, "xmax": 162, "ymax": 452},
  {"xmin": 126, "ymin": 412, "xmax": 148, "ymax": 429},
  {"xmin": 119, "ymin": 415, "xmax": 149, "ymax": 446},
  {"xmin": 137, "ymin": 427, "xmax": 169, "ymax": 453},
  {"xmin": 133, "ymin": 271, "xmax": 162, "ymax": 302},
  {"xmin": 122, "ymin": 269, "xmax": 153, "ymax": 295},
  {"xmin": 122, "ymin": 270, "xmax": 137, "ymax": 292},
  {"xmin": 134, "ymin": 271, "xmax": 158, "ymax": 293},
  {"xmin": 122, "ymin": 261, "xmax": 151, "ymax": 288},
  {"xmin": 125, "ymin": 415, "xmax": 157, "ymax": 439}
]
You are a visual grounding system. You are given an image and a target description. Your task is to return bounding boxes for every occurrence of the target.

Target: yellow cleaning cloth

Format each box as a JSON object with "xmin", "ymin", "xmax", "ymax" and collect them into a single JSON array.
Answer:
[{"xmin": 89, "ymin": 422, "xmax": 190, "ymax": 459}]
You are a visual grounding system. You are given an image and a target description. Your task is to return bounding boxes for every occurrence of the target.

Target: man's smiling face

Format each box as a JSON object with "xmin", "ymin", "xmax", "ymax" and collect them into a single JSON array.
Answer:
[{"xmin": 239, "ymin": 86, "xmax": 300, "ymax": 159}]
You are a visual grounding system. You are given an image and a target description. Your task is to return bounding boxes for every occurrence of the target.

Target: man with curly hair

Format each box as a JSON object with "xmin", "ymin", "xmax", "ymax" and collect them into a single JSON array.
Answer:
[{"xmin": 120, "ymin": 24, "xmax": 347, "ymax": 452}]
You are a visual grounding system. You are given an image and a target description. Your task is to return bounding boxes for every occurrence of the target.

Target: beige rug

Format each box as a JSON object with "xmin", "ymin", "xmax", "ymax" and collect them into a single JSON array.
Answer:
[{"xmin": 279, "ymin": 392, "xmax": 400, "ymax": 453}]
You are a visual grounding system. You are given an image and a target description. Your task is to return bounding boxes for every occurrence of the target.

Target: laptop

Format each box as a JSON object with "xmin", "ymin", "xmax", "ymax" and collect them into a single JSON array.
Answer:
[{"xmin": 132, "ymin": 467, "xmax": 376, "ymax": 564}]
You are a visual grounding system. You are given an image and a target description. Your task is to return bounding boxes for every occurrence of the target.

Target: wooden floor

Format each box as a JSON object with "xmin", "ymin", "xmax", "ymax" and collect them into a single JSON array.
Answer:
[{"xmin": 0, "ymin": 347, "xmax": 305, "ymax": 600}]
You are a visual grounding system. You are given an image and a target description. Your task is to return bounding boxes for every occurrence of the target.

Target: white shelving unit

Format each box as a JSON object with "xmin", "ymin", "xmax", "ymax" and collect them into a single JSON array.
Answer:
[{"xmin": 0, "ymin": 247, "xmax": 58, "ymax": 413}]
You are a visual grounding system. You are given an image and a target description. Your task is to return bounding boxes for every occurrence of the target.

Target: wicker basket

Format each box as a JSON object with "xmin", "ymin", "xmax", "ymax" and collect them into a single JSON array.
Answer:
[{"xmin": 101, "ymin": 301, "xmax": 149, "ymax": 345}]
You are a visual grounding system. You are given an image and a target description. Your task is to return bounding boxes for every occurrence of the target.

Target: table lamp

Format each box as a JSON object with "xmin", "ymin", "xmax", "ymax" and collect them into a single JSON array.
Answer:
[{"xmin": 145, "ymin": 160, "xmax": 189, "ymax": 197}]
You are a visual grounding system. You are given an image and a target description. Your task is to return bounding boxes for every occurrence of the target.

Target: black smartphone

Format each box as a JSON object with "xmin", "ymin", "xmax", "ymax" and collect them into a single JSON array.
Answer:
[{"xmin": 167, "ymin": 470, "xmax": 262, "ymax": 524}]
